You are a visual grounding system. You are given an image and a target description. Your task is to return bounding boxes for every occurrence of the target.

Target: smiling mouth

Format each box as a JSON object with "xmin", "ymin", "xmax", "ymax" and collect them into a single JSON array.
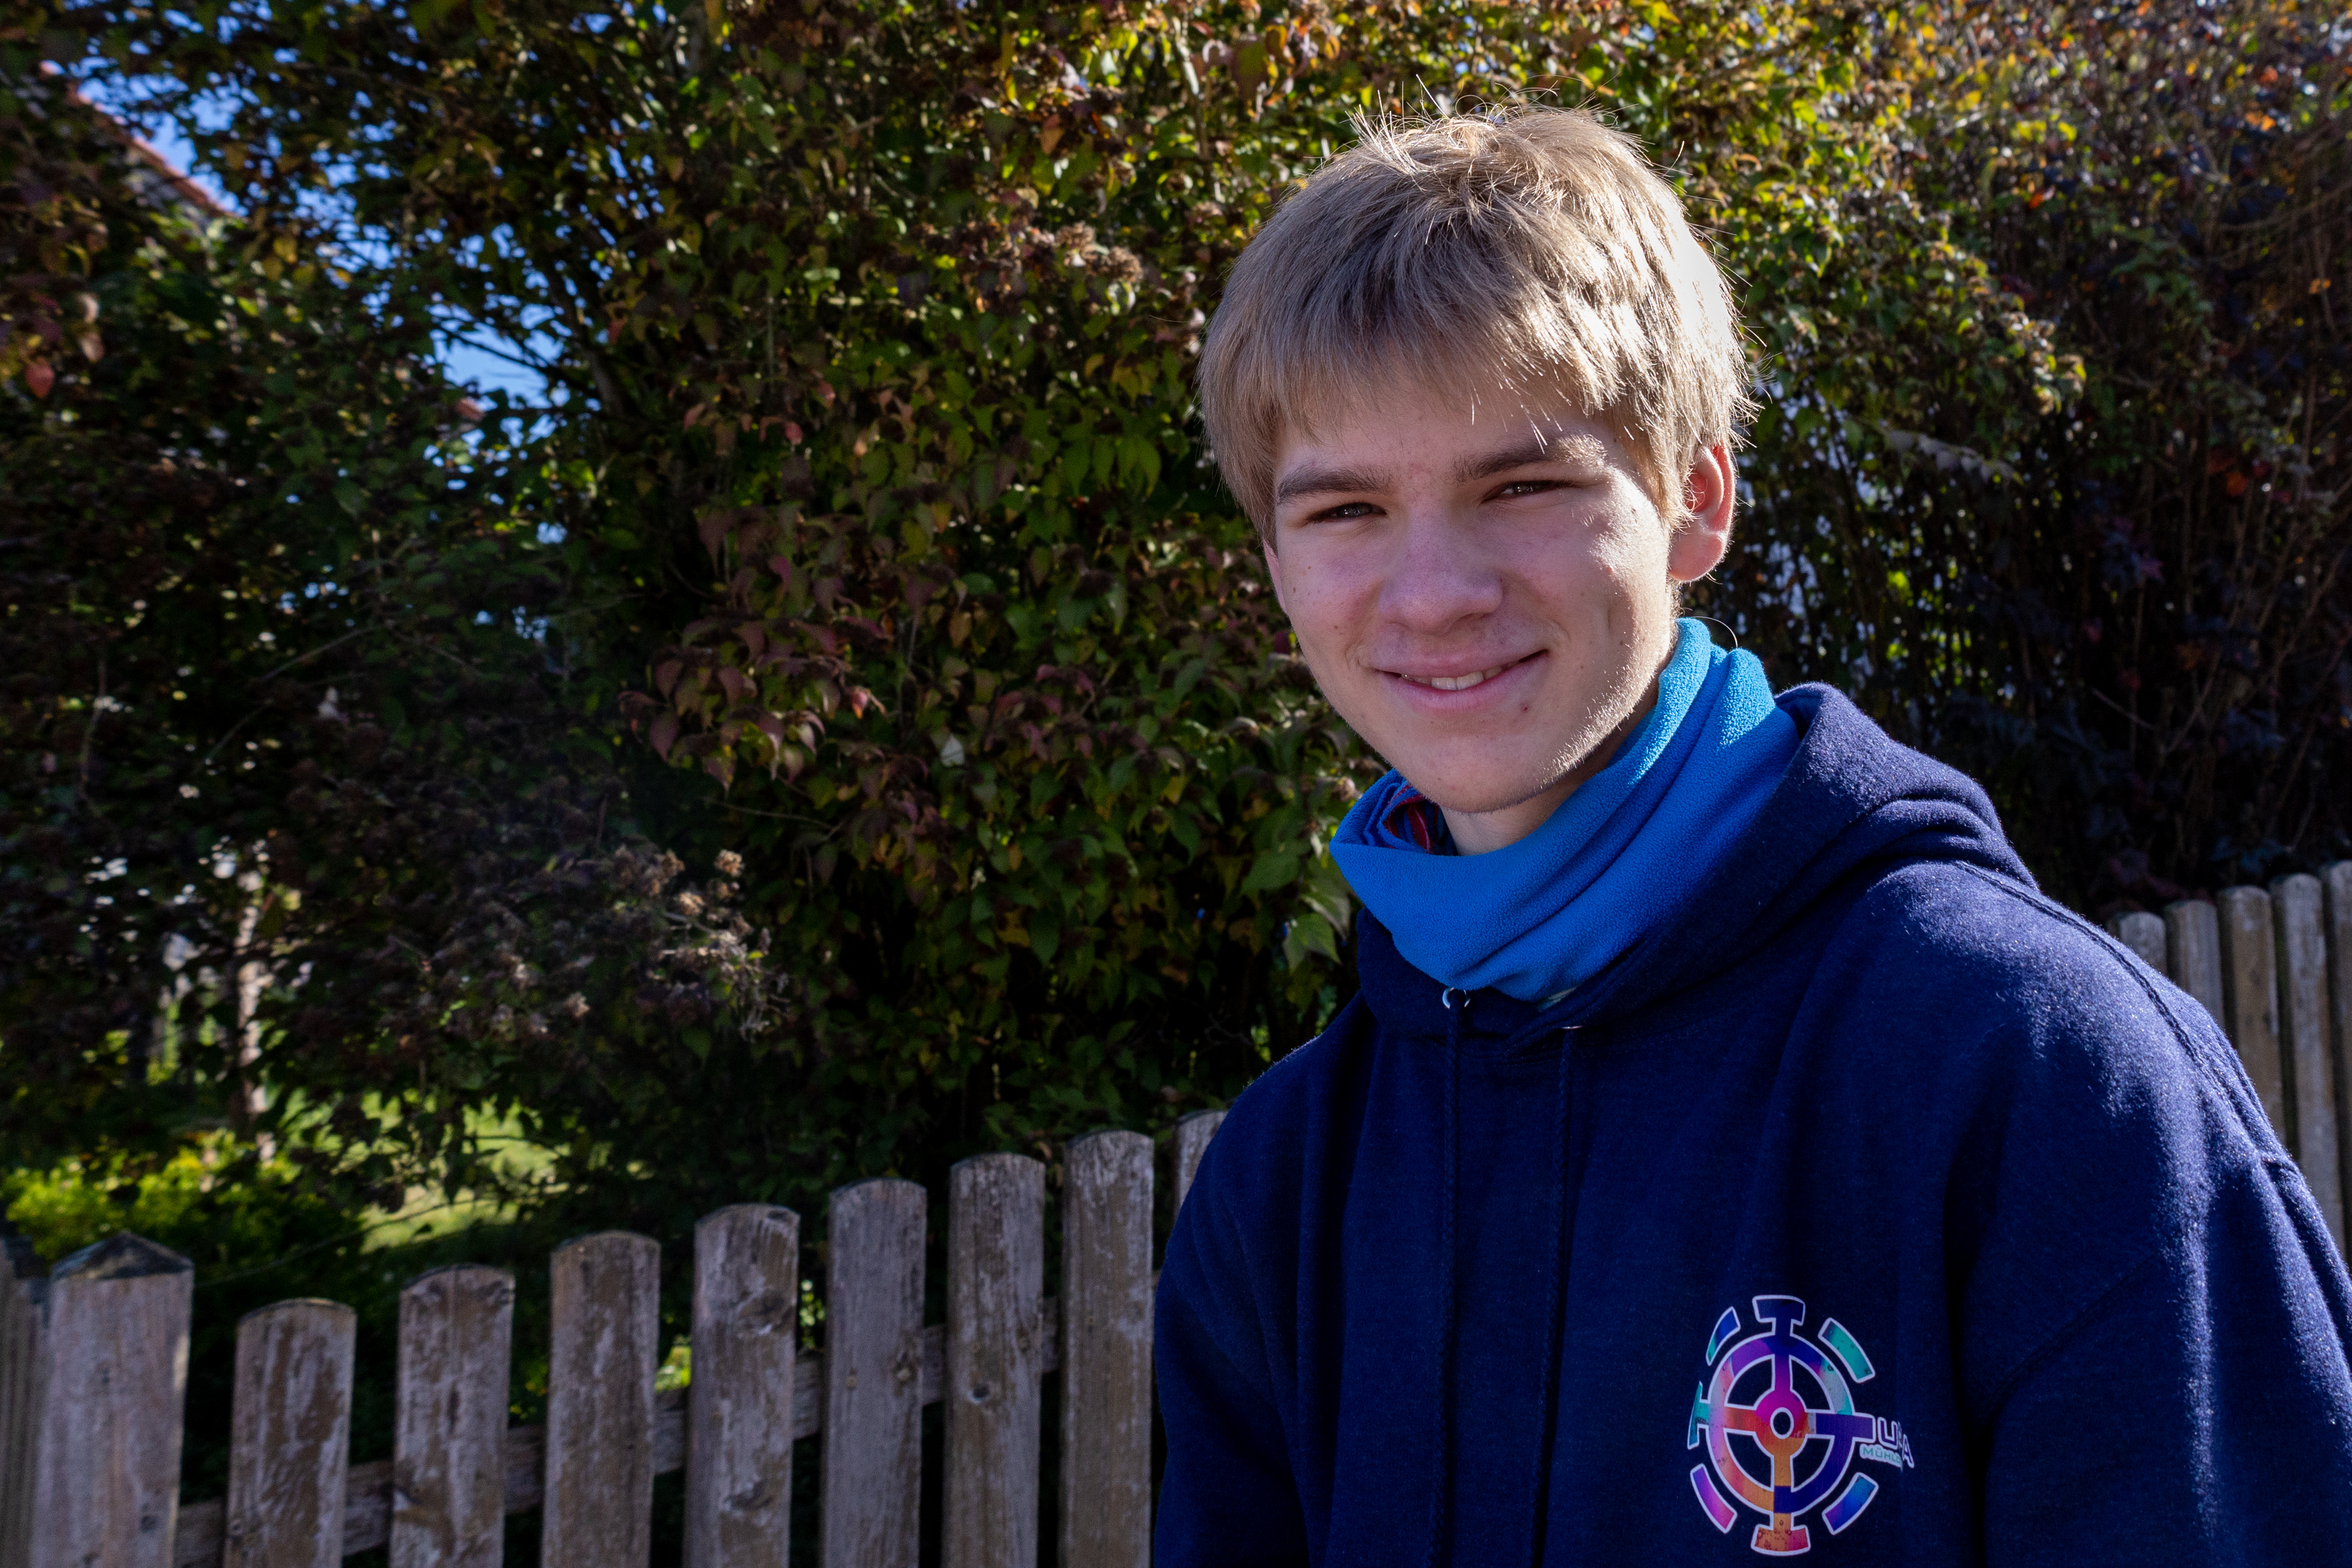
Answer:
[{"xmin": 1393, "ymin": 654, "xmax": 1533, "ymax": 693}]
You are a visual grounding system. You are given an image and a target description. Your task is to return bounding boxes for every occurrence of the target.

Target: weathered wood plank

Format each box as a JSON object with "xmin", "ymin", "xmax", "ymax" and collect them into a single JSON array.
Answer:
[
  {"xmin": 2274, "ymin": 874, "xmax": 2343, "ymax": 1248},
  {"xmin": 2219, "ymin": 886, "xmax": 2289, "ymax": 1146},
  {"xmin": 2106, "ymin": 911, "xmax": 2167, "ymax": 971},
  {"xmin": 30, "ymin": 1233, "xmax": 193, "ymax": 1568},
  {"xmin": 391, "ymin": 1264, "xmax": 514, "ymax": 1568},
  {"xmin": 0, "ymin": 1235, "xmax": 46, "ymax": 1568},
  {"xmin": 1059, "ymin": 1132, "xmax": 1153, "ymax": 1568},
  {"xmin": 2165, "ymin": 898, "xmax": 2227, "ymax": 1028},
  {"xmin": 226, "ymin": 1300, "xmax": 357, "ymax": 1568},
  {"xmin": 943, "ymin": 1154, "xmax": 1045, "ymax": 1568},
  {"xmin": 818, "ymin": 1179, "xmax": 927, "ymax": 1568},
  {"xmin": 165, "ymin": 1204, "xmax": 1098, "ymax": 1568},
  {"xmin": 686, "ymin": 1204, "xmax": 800, "ymax": 1568},
  {"xmin": 1174, "ymin": 1110, "xmax": 1225, "ymax": 1217},
  {"xmin": 541, "ymin": 1232, "xmax": 660, "ymax": 1568},
  {"xmin": 2328, "ymin": 864, "xmax": 2352, "ymax": 1252}
]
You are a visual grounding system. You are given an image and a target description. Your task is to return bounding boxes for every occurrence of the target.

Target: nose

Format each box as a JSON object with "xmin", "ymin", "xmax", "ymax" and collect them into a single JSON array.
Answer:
[{"xmin": 1375, "ymin": 508, "xmax": 1503, "ymax": 636}]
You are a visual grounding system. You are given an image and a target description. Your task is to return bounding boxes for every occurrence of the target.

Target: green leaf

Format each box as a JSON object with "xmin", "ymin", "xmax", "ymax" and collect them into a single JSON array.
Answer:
[{"xmin": 1241, "ymin": 850, "xmax": 1300, "ymax": 894}]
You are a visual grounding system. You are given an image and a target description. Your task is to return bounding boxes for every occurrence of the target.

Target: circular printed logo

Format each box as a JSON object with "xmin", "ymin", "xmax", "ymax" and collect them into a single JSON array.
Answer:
[{"xmin": 1685, "ymin": 1296, "xmax": 1911, "ymax": 1555}]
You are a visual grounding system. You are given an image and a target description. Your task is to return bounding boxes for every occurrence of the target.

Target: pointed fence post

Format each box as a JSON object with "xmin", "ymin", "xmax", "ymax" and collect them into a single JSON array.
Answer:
[
  {"xmin": 391, "ymin": 1264, "xmax": 515, "ymax": 1568},
  {"xmin": 541, "ymin": 1233, "xmax": 660, "ymax": 1568},
  {"xmin": 226, "ymin": 1300, "xmax": 357, "ymax": 1568},
  {"xmin": 29, "ymin": 1233, "xmax": 193, "ymax": 1568},
  {"xmin": 942, "ymin": 1154, "xmax": 1044, "ymax": 1568},
  {"xmin": 818, "ymin": 1179, "xmax": 927, "ymax": 1568},
  {"xmin": 686, "ymin": 1205, "xmax": 800, "ymax": 1568},
  {"xmin": 1059, "ymin": 1132, "xmax": 1153, "ymax": 1568},
  {"xmin": 2273, "ymin": 874, "xmax": 2343, "ymax": 1248},
  {"xmin": 2165, "ymin": 898, "xmax": 2227, "ymax": 1027},
  {"xmin": 2220, "ymin": 887, "xmax": 2289, "ymax": 1147}
]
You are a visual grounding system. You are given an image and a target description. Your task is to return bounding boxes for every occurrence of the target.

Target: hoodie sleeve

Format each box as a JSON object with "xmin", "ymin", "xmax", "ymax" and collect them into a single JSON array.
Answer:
[
  {"xmin": 1154, "ymin": 1166, "xmax": 1312, "ymax": 1568},
  {"xmin": 1980, "ymin": 1152, "xmax": 2352, "ymax": 1564}
]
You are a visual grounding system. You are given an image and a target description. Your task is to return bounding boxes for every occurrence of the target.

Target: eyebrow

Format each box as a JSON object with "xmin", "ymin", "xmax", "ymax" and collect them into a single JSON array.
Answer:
[
  {"xmin": 1452, "ymin": 431, "xmax": 1607, "ymax": 483},
  {"xmin": 1273, "ymin": 432, "xmax": 1609, "ymax": 509},
  {"xmin": 1272, "ymin": 463, "xmax": 1389, "ymax": 507}
]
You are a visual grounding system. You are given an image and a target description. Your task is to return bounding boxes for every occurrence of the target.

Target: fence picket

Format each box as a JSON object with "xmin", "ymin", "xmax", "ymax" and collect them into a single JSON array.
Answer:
[
  {"xmin": 0, "ymin": 1235, "xmax": 46, "ymax": 1568},
  {"xmin": 2107, "ymin": 911, "xmax": 2167, "ymax": 971},
  {"xmin": 226, "ymin": 1300, "xmax": 357, "ymax": 1568},
  {"xmin": 686, "ymin": 1205, "xmax": 801, "ymax": 1568},
  {"xmin": 541, "ymin": 1233, "xmax": 660, "ymax": 1568},
  {"xmin": 2219, "ymin": 887, "xmax": 2290, "ymax": 1145},
  {"xmin": 2273, "ymin": 875, "xmax": 2343, "ymax": 1247},
  {"xmin": 2165, "ymin": 898, "xmax": 2227, "ymax": 1027},
  {"xmin": 1174, "ymin": 1110, "xmax": 1226, "ymax": 1217},
  {"xmin": 2328, "ymin": 864, "xmax": 2352, "ymax": 1247},
  {"xmin": 943, "ymin": 1154, "xmax": 1045, "ymax": 1568},
  {"xmin": 390, "ymin": 1264, "xmax": 515, "ymax": 1568},
  {"xmin": 30, "ymin": 1233, "xmax": 193, "ymax": 1568},
  {"xmin": 818, "ymin": 1179, "xmax": 927, "ymax": 1568},
  {"xmin": 1059, "ymin": 1132, "xmax": 1153, "ymax": 1568}
]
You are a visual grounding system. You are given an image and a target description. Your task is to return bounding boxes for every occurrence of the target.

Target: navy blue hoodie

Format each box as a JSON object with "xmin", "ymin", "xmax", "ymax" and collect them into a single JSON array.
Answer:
[{"xmin": 1155, "ymin": 686, "xmax": 2352, "ymax": 1565}]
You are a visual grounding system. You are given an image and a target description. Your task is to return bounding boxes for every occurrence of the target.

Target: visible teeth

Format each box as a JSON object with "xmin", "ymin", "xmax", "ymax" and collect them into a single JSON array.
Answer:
[{"xmin": 1409, "ymin": 664, "xmax": 1508, "ymax": 692}]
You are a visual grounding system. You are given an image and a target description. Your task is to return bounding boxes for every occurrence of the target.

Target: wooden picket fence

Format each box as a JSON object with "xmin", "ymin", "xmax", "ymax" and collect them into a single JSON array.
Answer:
[
  {"xmin": 2102, "ymin": 866, "xmax": 2352, "ymax": 1252},
  {"xmin": 5, "ymin": 865, "xmax": 2352, "ymax": 1567},
  {"xmin": 0, "ymin": 1115, "xmax": 1224, "ymax": 1568}
]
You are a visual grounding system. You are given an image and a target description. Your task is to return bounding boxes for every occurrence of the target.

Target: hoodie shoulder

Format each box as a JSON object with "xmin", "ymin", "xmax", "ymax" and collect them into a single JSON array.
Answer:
[
  {"xmin": 1187, "ymin": 996, "xmax": 1373, "ymax": 1209},
  {"xmin": 1797, "ymin": 850, "xmax": 2301, "ymax": 1413},
  {"xmin": 1837, "ymin": 854, "xmax": 2259, "ymax": 1127}
]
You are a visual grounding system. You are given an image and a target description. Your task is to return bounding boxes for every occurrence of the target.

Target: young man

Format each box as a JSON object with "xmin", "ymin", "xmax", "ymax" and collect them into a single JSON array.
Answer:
[{"xmin": 1155, "ymin": 108, "xmax": 2352, "ymax": 1564}]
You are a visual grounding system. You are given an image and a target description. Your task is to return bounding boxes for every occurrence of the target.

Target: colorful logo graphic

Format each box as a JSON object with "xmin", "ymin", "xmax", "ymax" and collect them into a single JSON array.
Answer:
[{"xmin": 1686, "ymin": 1296, "xmax": 1912, "ymax": 1555}]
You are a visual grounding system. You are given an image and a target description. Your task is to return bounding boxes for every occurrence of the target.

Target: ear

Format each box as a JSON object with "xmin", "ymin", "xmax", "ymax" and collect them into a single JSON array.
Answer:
[{"xmin": 1668, "ymin": 443, "xmax": 1736, "ymax": 584}]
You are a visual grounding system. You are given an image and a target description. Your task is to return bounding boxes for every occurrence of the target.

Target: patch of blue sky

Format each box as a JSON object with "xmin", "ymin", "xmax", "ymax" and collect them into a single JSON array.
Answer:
[{"xmin": 76, "ymin": 71, "xmax": 560, "ymax": 421}]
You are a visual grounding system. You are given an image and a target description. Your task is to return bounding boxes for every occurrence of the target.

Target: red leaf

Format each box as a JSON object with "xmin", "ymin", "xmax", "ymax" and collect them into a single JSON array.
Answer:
[
  {"xmin": 650, "ymin": 713, "xmax": 681, "ymax": 760},
  {"xmin": 23, "ymin": 361, "xmax": 53, "ymax": 398},
  {"xmin": 699, "ymin": 509, "xmax": 733, "ymax": 560}
]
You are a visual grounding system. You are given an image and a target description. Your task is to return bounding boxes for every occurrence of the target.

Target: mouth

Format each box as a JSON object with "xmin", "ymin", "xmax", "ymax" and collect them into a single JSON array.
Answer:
[{"xmin": 1390, "ymin": 653, "xmax": 1536, "ymax": 693}]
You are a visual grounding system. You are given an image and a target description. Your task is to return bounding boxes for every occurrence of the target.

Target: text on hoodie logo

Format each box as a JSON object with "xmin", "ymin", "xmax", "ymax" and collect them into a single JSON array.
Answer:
[{"xmin": 1686, "ymin": 1296, "xmax": 1912, "ymax": 1554}]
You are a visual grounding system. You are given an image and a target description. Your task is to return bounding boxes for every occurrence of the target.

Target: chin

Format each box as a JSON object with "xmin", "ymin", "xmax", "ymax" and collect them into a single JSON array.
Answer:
[{"xmin": 1400, "ymin": 765, "xmax": 1561, "ymax": 817}]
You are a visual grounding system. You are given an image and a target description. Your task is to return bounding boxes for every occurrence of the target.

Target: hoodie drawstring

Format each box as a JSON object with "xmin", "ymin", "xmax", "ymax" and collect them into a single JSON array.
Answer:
[
  {"xmin": 1524, "ymin": 1026, "xmax": 1578, "ymax": 1563},
  {"xmin": 1426, "ymin": 986, "xmax": 1468, "ymax": 1568}
]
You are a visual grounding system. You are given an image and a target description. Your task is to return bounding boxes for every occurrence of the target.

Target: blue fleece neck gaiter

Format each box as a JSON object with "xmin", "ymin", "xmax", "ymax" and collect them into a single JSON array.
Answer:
[{"xmin": 1331, "ymin": 619, "xmax": 1799, "ymax": 1003}]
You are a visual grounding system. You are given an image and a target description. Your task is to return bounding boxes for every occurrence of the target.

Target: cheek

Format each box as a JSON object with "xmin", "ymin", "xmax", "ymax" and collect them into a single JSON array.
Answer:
[{"xmin": 1282, "ymin": 556, "xmax": 1368, "ymax": 636}]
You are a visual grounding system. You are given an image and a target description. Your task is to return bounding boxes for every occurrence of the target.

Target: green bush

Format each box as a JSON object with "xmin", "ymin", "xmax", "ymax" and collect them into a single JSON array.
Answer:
[{"xmin": 4, "ymin": 0, "xmax": 2344, "ymax": 1249}]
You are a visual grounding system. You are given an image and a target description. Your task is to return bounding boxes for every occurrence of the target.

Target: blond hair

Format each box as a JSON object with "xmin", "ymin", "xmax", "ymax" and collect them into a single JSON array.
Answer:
[{"xmin": 1197, "ymin": 107, "xmax": 1752, "ymax": 528}]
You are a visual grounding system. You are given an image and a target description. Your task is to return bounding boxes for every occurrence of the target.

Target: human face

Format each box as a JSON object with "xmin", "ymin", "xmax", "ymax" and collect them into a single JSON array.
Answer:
[{"xmin": 1262, "ymin": 388, "xmax": 1734, "ymax": 855}]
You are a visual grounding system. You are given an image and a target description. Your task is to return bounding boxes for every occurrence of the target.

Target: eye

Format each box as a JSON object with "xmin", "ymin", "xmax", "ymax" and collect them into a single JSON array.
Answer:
[
  {"xmin": 1493, "ymin": 478, "xmax": 1561, "ymax": 500},
  {"xmin": 1305, "ymin": 500, "xmax": 1379, "ymax": 522}
]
